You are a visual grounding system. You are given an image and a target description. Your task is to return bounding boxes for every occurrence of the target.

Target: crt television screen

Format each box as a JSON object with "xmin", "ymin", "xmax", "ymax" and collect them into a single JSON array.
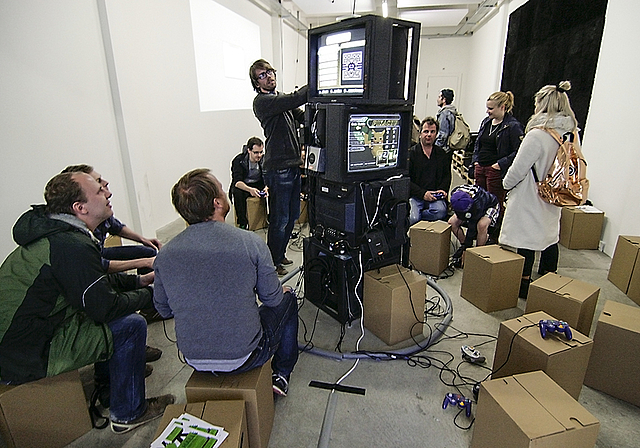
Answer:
[
  {"xmin": 347, "ymin": 114, "xmax": 401, "ymax": 173},
  {"xmin": 317, "ymin": 28, "xmax": 366, "ymax": 96}
]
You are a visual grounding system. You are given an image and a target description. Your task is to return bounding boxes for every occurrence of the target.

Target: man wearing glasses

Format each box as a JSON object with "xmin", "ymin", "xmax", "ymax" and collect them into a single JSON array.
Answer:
[
  {"xmin": 250, "ymin": 59, "xmax": 308, "ymax": 276},
  {"xmin": 230, "ymin": 136, "xmax": 267, "ymax": 230}
]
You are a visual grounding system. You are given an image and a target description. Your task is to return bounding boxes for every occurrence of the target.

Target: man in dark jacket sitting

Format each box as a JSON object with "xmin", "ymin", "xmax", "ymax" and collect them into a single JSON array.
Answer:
[
  {"xmin": 230, "ymin": 136, "xmax": 267, "ymax": 229},
  {"xmin": 0, "ymin": 171, "xmax": 174, "ymax": 433}
]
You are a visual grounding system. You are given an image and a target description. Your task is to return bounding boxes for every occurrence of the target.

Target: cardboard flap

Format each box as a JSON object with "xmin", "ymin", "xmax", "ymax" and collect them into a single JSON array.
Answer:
[
  {"xmin": 599, "ymin": 300, "xmax": 640, "ymax": 333},
  {"xmin": 366, "ymin": 264, "xmax": 406, "ymax": 281},
  {"xmin": 622, "ymin": 235, "xmax": 640, "ymax": 247},
  {"xmin": 468, "ymin": 245, "xmax": 523, "ymax": 263},
  {"xmin": 515, "ymin": 371, "xmax": 599, "ymax": 430},
  {"xmin": 409, "ymin": 220, "xmax": 449, "ymax": 233},
  {"xmin": 533, "ymin": 273, "xmax": 573, "ymax": 292},
  {"xmin": 486, "ymin": 375, "xmax": 566, "ymax": 439},
  {"xmin": 557, "ymin": 279, "xmax": 600, "ymax": 299}
]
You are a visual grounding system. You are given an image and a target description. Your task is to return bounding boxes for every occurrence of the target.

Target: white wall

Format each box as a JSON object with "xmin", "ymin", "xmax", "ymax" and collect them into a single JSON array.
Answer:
[
  {"xmin": 0, "ymin": 0, "xmax": 128, "ymax": 258},
  {"xmin": 0, "ymin": 0, "xmax": 304, "ymax": 260},
  {"xmin": 581, "ymin": 0, "xmax": 640, "ymax": 255}
]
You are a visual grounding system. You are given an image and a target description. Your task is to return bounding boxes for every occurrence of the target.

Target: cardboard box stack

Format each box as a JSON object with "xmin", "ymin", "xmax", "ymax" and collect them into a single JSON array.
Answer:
[
  {"xmin": 185, "ymin": 362, "xmax": 274, "ymax": 448},
  {"xmin": 491, "ymin": 311, "xmax": 593, "ymax": 400},
  {"xmin": 525, "ymin": 273, "xmax": 600, "ymax": 336},
  {"xmin": 408, "ymin": 220, "xmax": 451, "ymax": 276},
  {"xmin": 584, "ymin": 300, "xmax": 640, "ymax": 407},
  {"xmin": 607, "ymin": 235, "xmax": 640, "ymax": 305},
  {"xmin": 363, "ymin": 264, "xmax": 426, "ymax": 345},
  {"xmin": 471, "ymin": 371, "xmax": 599, "ymax": 448},
  {"xmin": 0, "ymin": 370, "xmax": 92, "ymax": 448},
  {"xmin": 559, "ymin": 206, "xmax": 604, "ymax": 250},
  {"xmin": 460, "ymin": 245, "xmax": 524, "ymax": 312}
]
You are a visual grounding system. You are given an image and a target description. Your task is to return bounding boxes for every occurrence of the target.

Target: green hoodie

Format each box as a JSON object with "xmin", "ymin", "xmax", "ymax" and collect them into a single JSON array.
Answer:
[{"xmin": 0, "ymin": 205, "xmax": 152, "ymax": 384}]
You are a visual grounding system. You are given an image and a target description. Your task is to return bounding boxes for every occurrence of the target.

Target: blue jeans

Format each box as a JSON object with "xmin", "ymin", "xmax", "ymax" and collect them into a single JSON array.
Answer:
[
  {"xmin": 264, "ymin": 168, "xmax": 300, "ymax": 266},
  {"xmin": 409, "ymin": 198, "xmax": 448, "ymax": 225},
  {"xmin": 94, "ymin": 313, "xmax": 147, "ymax": 423},
  {"xmin": 225, "ymin": 291, "xmax": 299, "ymax": 378}
]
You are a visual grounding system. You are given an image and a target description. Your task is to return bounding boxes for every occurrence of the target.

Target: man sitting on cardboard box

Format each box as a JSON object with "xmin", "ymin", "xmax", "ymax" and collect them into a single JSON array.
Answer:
[
  {"xmin": 153, "ymin": 168, "xmax": 299, "ymax": 396},
  {"xmin": 408, "ymin": 116, "xmax": 452, "ymax": 225},
  {"xmin": 448, "ymin": 184, "xmax": 499, "ymax": 267},
  {"xmin": 0, "ymin": 171, "xmax": 174, "ymax": 433},
  {"xmin": 230, "ymin": 137, "xmax": 268, "ymax": 230}
]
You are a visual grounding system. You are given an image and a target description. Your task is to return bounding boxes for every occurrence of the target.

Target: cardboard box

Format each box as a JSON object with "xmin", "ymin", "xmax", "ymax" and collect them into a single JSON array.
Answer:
[
  {"xmin": 607, "ymin": 235, "xmax": 640, "ymax": 305},
  {"xmin": 584, "ymin": 300, "xmax": 640, "ymax": 406},
  {"xmin": 185, "ymin": 362, "xmax": 274, "ymax": 448},
  {"xmin": 408, "ymin": 220, "xmax": 451, "ymax": 276},
  {"xmin": 491, "ymin": 311, "xmax": 593, "ymax": 400},
  {"xmin": 525, "ymin": 273, "xmax": 600, "ymax": 336},
  {"xmin": 471, "ymin": 371, "xmax": 599, "ymax": 448},
  {"xmin": 154, "ymin": 400, "xmax": 248, "ymax": 448},
  {"xmin": 296, "ymin": 199, "xmax": 308, "ymax": 224},
  {"xmin": 559, "ymin": 206, "xmax": 604, "ymax": 250},
  {"xmin": 460, "ymin": 245, "xmax": 524, "ymax": 312},
  {"xmin": 363, "ymin": 265, "xmax": 426, "ymax": 345},
  {"xmin": 0, "ymin": 370, "xmax": 92, "ymax": 448},
  {"xmin": 245, "ymin": 197, "xmax": 268, "ymax": 231}
]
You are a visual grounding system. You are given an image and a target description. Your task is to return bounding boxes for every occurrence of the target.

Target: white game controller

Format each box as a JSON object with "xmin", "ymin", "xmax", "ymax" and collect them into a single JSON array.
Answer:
[{"xmin": 461, "ymin": 345, "xmax": 486, "ymax": 364}]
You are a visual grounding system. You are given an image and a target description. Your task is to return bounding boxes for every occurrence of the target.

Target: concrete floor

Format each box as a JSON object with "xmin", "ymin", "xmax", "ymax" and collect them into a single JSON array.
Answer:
[{"xmin": 7, "ymin": 218, "xmax": 629, "ymax": 448}]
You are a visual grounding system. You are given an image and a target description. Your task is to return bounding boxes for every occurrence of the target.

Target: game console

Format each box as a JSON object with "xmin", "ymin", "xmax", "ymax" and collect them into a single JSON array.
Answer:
[
  {"xmin": 432, "ymin": 192, "xmax": 445, "ymax": 200},
  {"xmin": 539, "ymin": 319, "xmax": 573, "ymax": 340},
  {"xmin": 442, "ymin": 393, "xmax": 472, "ymax": 417}
]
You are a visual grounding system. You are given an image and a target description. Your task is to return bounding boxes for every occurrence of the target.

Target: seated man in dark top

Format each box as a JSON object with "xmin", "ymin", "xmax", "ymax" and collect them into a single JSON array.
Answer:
[
  {"xmin": 408, "ymin": 117, "xmax": 452, "ymax": 225},
  {"xmin": 230, "ymin": 137, "xmax": 267, "ymax": 229},
  {"xmin": 448, "ymin": 184, "xmax": 499, "ymax": 267}
]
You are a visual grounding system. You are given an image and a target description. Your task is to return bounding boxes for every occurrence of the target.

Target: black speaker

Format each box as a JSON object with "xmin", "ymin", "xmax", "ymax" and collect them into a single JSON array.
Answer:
[{"xmin": 303, "ymin": 237, "xmax": 362, "ymax": 325}]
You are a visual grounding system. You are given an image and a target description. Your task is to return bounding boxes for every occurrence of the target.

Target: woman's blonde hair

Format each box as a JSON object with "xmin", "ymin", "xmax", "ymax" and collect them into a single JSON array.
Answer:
[
  {"xmin": 487, "ymin": 91, "xmax": 515, "ymax": 113},
  {"xmin": 526, "ymin": 81, "xmax": 578, "ymax": 132}
]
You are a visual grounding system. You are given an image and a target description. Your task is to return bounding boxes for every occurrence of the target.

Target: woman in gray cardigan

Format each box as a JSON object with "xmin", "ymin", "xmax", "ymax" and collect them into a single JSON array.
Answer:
[{"xmin": 499, "ymin": 81, "xmax": 579, "ymax": 299}]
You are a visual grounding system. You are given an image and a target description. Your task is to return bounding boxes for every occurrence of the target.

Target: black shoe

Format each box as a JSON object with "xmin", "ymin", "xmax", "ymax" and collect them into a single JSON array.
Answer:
[
  {"xmin": 139, "ymin": 307, "xmax": 171, "ymax": 324},
  {"xmin": 145, "ymin": 364, "xmax": 153, "ymax": 378},
  {"xmin": 110, "ymin": 394, "xmax": 176, "ymax": 434},
  {"xmin": 281, "ymin": 257, "xmax": 294, "ymax": 265},
  {"xmin": 272, "ymin": 373, "xmax": 289, "ymax": 397},
  {"xmin": 145, "ymin": 345, "xmax": 162, "ymax": 362}
]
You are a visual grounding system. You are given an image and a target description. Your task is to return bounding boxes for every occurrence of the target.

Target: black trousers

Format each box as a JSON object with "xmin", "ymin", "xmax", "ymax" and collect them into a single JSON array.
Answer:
[{"xmin": 517, "ymin": 243, "xmax": 559, "ymax": 278}]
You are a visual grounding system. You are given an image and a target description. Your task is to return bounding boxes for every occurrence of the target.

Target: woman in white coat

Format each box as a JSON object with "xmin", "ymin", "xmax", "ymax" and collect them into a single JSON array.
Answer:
[{"xmin": 499, "ymin": 81, "xmax": 579, "ymax": 299}]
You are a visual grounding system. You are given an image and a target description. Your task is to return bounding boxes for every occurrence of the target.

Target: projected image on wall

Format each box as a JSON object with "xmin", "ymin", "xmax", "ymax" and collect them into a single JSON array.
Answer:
[{"xmin": 190, "ymin": 0, "xmax": 261, "ymax": 112}]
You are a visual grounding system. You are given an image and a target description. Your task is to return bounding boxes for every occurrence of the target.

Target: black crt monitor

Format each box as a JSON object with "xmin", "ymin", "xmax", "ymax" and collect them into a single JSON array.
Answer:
[
  {"xmin": 307, "ymin": 103, "xmax": 411, "ymax": 183},
  {"xmin": 308, "ymin": 15, "xmax": 421, "ymax": 106}
]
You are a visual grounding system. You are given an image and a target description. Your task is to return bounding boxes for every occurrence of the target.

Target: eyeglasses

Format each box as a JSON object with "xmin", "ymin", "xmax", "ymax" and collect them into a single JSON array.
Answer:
[{"xmin": 256, "ymin": 69, "xmax": 276, "ymax": 80}]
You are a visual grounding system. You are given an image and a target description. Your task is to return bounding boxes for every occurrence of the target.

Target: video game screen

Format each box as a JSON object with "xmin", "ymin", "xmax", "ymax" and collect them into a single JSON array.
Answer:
[
  {"xmin": 347, "ymin": 114, "xmax": 401, "ymax": 173},
  {"xmin": 316, "ymin": 28, "xmax": 366, "ymax": 96}
]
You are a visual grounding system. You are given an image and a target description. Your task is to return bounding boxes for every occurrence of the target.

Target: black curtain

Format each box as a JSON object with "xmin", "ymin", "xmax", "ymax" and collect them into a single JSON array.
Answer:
[{"xmin": 500, "ymin": 0, "xmax": 608, "ymax": 135}]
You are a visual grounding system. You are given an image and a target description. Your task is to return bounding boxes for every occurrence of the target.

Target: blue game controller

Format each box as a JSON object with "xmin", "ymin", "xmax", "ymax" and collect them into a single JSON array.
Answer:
[
  {"xmin": 539, "ymin": 319, "xmax": 573, "ymax": 340},
  {"xmin": 442, "ymin": 393, "xmax": 472, "ymax": 417},
  {"xmin": 258, "ymin": 190, "xmax": 267, "ymax": 198},
  {"xmin": 432, "ymin": 192, "xmax": 445, "ymax": 200}
]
